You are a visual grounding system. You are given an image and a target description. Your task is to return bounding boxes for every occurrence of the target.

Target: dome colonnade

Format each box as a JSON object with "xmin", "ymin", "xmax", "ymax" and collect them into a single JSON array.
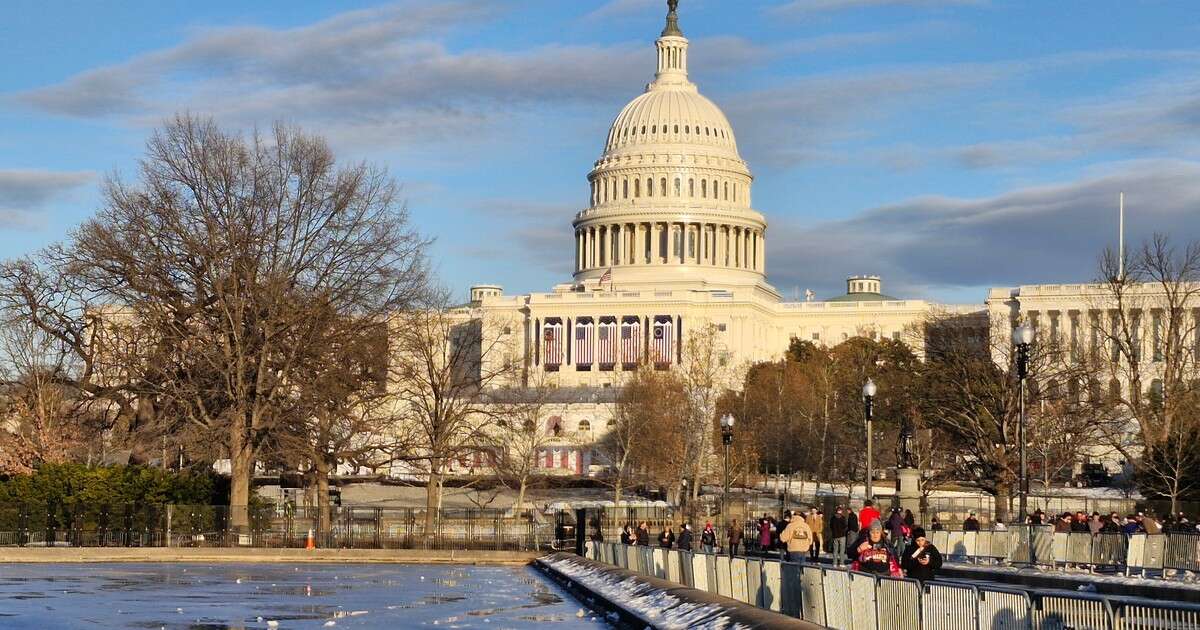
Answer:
[{"xmin": 572, "ymin": 1, "xmax": 767, "ymax": 289}]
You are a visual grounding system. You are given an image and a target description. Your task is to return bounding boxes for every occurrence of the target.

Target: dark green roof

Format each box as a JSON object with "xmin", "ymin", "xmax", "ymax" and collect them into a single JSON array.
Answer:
[{"xmin": 825, "ymin": 292, "xmax": 897, "ymax": 303}]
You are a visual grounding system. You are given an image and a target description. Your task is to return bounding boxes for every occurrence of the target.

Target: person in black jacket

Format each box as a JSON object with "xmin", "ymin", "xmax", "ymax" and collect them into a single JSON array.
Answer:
[
  {"xmin": 829, "ymin": 507, "xmax": 849, "ymax": 566},
  {"xmin": 658, "ymin": 526, "xmax": 675, "ymax": 548},
  {"xmin": 963, "ymin": 511, "xmax": 981, "ymax": 532},
  {"xmin": 636, "ymin": 521, "xmax": 650, "ymax": 546},
  {"xmin": 620, "ymin": 525, "xmax": 633, "ymax": 545},
  {"xmin": 901, "ymin": 528, "xmax": 943, "ymax": 582},
  {"xmin": 677, "ymin": 523, "xmax": 694, "ymax": 551}
]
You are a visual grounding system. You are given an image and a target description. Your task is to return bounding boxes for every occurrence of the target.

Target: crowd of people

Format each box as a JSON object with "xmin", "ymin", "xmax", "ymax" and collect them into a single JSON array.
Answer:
[
  {"xmin": 603, "ymin": 500, "xmax": 1199, "ymax": 583},
  {"xmin": 608, "ymin": 499, "xmax": 945, "ymax": 581}
]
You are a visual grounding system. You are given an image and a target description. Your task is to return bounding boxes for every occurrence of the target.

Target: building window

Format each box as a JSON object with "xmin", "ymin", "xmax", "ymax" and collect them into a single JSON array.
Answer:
[
  {"xmin": 717, "ymin": 323, "xmax": 727, "ymax": 332},
  {"xmin": 812, "ymin": 332, "xmax": 820, "ymax": 341},
  {"xmin": 660, "ymin": 178, "xmax": 667, "ymax": 196},
  {"xmin": 674, "ymin": 178, "xmax": 681, "ymax": 196},
  {"xmin": 701, "ymin": 180, "xmax": 707, "ymax": 198},
  {"xmin": 892, "ymin": 331, "xmax": 901, "ymax": 341},
  {"xmin": 578, "ymin": 420, "xmax": 591, "ymax": 432},
  {"xmin": 689, "ymin": 179, "xmax": 694, "ymax": 197},
  {"xmin": 634, "ymin": 179, "xmax": 640, "ymax": 197},
  {"xmin": 623, "ymin": 179, "xmax": 628, "ymax": 199}
]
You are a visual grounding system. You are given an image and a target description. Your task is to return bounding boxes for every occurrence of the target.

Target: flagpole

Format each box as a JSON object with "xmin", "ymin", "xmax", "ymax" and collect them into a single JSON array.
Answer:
[{"xmin": 1118, "ymin": 192, "xmax": 1125, "ymax": 281}]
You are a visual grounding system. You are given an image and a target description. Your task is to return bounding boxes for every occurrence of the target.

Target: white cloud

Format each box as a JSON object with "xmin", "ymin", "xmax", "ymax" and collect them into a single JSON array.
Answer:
[
  {"xmin": 585, "ymin": 0, "xmax": 662, "ymax": 20},
  {"xmin": 0, "ymin": 169, "xmax": 94, "ymax": 229},
  {"xmin": 766, "ymin": 160, "xmax": 1200, "ymax": 299},
  {"xmin": 770, "ymin": 0, "xmax": 984, "ymax": 17}
]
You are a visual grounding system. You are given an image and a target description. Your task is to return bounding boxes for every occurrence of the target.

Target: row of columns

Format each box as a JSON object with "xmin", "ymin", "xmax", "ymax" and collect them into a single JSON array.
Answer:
[
  {"xmin": 575, "ymin": 222, "xmax": 764, "ymax": 273},
  {"xmin": 590, "ymin": 176, "xmax": 743, "ymax": 207},
  {"xmin": 529, "ymin": 314, "xmax": 683, "ymax": 368}
]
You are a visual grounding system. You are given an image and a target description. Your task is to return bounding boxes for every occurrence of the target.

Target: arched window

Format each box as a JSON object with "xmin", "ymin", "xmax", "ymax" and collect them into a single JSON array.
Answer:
[
  {"xmin": 646, "ymin": 177, "xmax": 653, "ymax": 197},
  {"xmin": 522, "ymin": 419, "xmax": 535, "ymax": 431},
  {"xmin": 684, "ymin": 125, "xmax": 690, "ymax": 134},
  {"xmin": 733, "ymin": 182, "xmax": 737, "ymax": 202},
  {"xmin": 641, "ymin": 126, "xmax": 646, "ymax": 134},
  {"xmin": 701, "ymin": 180, "xmax": 707, "ymax": 198},
  {"xmin": 724, "ymin": 182, "xmax": 729, "ymax": 200},
  {"xmin": 623, "ymin": 179, "xmax": 629, "ymax": 199},
  {"xmin": 578, "ymin": 420, "xmax": 591, "ymax": 432},
  {"xmin": 674, "ymin": 124, "xmax": 679, "ymax": 133},
  {"xmin": 634, "ymin": 178, "xmax": 640, "ymax": 197},
  {"xmin": 652, "ymin": 125, "xmax": 657, "ymax": 133},
  {"xmin": 674, "ymin": 178, "xmax": 681, "ymax": 196},
  {"xmin": 660, "ymin": 178, "xmax": 667, "ymax": 196},
  {"xmin": 688, "ymin": 178, "xmax": 695, "ymax": 197},
  {"xmin": 705, "ymin": 127, "xmax": 710, "ymax": 136}
]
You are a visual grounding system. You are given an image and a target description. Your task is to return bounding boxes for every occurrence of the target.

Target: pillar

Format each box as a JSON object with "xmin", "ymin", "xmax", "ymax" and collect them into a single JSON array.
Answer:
[
  {"xmin": 757, "ymin": 230, "xmax": 766, "ymax": 272},
  {"xmin": 650, "ymin": 222, "xmax": 660, "ymax": 264}
]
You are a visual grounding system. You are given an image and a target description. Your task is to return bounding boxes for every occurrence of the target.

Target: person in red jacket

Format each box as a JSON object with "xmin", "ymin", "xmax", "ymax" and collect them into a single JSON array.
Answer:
[
  {"xmin": 858, "ymin": 500, "xmax": 881, "ymax": 534},
  {"xmin": 849, "ymin": 519, "xmax": 902, "ymax": 577}
]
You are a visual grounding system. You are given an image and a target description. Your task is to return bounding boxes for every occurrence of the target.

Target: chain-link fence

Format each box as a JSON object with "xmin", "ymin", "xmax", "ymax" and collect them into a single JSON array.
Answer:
[{"xmin": 0, "ymin": 502, "xmax": 571, "ymax": 551}]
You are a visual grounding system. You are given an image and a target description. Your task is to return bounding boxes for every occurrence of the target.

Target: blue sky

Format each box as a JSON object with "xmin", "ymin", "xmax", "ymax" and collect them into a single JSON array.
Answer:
[{"xmin": 3, "ymin": 0, "xmax": 1200, "ymax": 304}]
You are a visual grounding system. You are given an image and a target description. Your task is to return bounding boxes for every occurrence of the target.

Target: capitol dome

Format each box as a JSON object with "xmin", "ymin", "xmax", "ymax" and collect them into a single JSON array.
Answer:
[{"xmin": 572, "ymin": 1, "xmax": 772, "ymax": 295}]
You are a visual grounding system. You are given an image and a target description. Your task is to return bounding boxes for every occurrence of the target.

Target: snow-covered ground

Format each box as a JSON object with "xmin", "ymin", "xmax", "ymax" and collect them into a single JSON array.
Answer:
[
  {"xmin": 0, "ymin": 563, "xmax": 609, "ymax": 629},
  {"xmin": 542, "ymin": 555, "xmax": 750, "ymax": 630}
]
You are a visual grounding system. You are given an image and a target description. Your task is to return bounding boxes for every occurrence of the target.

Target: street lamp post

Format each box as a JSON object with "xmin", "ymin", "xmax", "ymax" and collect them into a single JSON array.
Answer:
[
  {"xmin": 720, "ymin": 414, "xmax": 735, "ymax": 519},
  {"xmin": 1012, "ymin": 324, "xmax": 1035, "ymax": 523},
  {"xmin": 862, "ymin": 379, "xmax": 877, "ymax": 502}
]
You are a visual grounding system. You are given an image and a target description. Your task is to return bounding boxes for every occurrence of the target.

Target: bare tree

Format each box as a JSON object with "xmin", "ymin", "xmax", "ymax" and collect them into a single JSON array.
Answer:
[
  {"xmin": 0, "ymin": 318, "xmax": 98, "ymax": 473},
  {"xmin": 1089, "ymin": 235, "xmax": 1200, "ymax": 510},
  {"xmin": 483, "ymin": 374, "xmax": 572, "ymax": 511},
  {"xmin": 387, "ymin": 299, "xmax": 517, "ymax": 533},
  {"xmin": 678, "ymin": 323, "xmax": 732, "ymax": 509},
  {"xmin": 3, "ymin": 116, "xmax": 429, "ymax": 529}
]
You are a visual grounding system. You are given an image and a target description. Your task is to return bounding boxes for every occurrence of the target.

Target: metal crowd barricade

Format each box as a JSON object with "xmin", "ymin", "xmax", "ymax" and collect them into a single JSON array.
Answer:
[
  {"xmin": 946, "ymin": 531, "xmax": 968, "ymax": 560},
  {"xmin": 1031, "ymin": 525, "xmax": 1055, "ymax": 565},
  {"xmin": 779, "ymin": 561, "xmax": 804, "ymax": 618},
  {"xmin": 690, "ymin": 551, "xmax": 709, "ymax": 591},
  {"xmin": 1066, "ymin": 532, "xmax": 1093, "ymax": 566},
  {"xmin": 1091, "ymin": 533, "xmax": 1126, "ymax": 569},
  {"xmin": 760, "ymin": 559, "xmax": 783, "ymax": 612},
  {"xmin": 1032, "ymin": 593, "xmax": 1113, "ymax": 629},
  {"xmin": 973, "ymin": 531, "xmax": 992, "ymax": 562},
  {"xmin": 848, "ymin": 571, "xmax": 879, "ymax": 630},
  {"xmin": 744, "ymin": 557, "xmax": 763, "ymax": 607},
  {"xmin": 679, "ymin": 550, "xmax": 695, "ymax": 588},
  {"xmin": 977, "ymin": 587, "xmax": 1031, "ymax": 630},
  {"xmin": 930, "ymin": 530, "xmax": 950, "ymax": 554},
  {"xmin": 667, "ymin": 549, "xmax": 683, "ymax": 583},
  {"xmin": 1110, "ymin": 599, "xmax": 1200, "ymax": 629},
  {"xmin": 652, "ymin": 547, "xmax": 668, "ymax": 578},
  {"xmin": 715, "ymin": 554, "xmax": 733, "ymax": 598},
  {"xmin": 800, "ymin": 564, "xmax": 826, "ymax": 623},
  {"xmin": 1164, "ymin": 532, "xmax": 1200, "ymax": 573},
  {"xmin": 639, "ymin": 545, "xmax": 654, "ymax": 575},
  {"xmin": 876, "ymin": 575, "xmax": 921, "ymax": 630},
  {"xmin": 730, "ymin": 556, "xmax": 750, "ymax": 603},
  {"xmin": 822, "ymin": 568, "xmax": 852, "ymax": 629},
  {"xmin": 923, "ymin": 581, "xmax": 979, "ymax": 630}
]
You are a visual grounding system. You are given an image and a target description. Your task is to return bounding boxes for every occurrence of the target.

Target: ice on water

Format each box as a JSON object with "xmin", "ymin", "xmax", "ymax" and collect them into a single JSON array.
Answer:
[{"xmin": 0, "ymin": 562, "xmax": 609, "ymax": 629}]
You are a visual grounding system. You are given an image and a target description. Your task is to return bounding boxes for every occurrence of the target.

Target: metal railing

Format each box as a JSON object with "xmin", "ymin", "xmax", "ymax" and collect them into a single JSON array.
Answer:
[
  {"xmin": 587, "ymin": 541, "xmax": 1200, "ymax": 629},
  {"xmin": 0, "ymin": 503, "xmax": 570, "ymax": 551}
]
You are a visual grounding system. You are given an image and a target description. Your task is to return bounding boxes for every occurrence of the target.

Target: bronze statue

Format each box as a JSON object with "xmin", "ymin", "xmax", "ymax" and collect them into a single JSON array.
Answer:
[
  {"xmin": 897, "ymin": 418, "xmax": 918, "ymax": 469},
  {"xmin": 668, "ymin": 0, "xmax": 679, "ymax": 12}
]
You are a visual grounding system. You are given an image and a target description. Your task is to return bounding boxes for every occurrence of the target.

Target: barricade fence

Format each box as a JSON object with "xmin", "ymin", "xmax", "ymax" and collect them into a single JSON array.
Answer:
[
  {"xmin": 587, "ymin": 541, "xmax": 1200, "ymax": 629},
  {"xmin": 921, "ymin": 527, "xmax": 1200, "ymax": 574},
  {"xmin": 0, "ymin": 503, "xmax": 570, "ymax": 550}
]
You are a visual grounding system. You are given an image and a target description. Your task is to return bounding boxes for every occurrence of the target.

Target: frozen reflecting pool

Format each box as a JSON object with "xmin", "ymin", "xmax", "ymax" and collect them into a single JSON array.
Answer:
[{"xmin": 0, "ymin": 562, "xmax": 609, "ymax": 629}]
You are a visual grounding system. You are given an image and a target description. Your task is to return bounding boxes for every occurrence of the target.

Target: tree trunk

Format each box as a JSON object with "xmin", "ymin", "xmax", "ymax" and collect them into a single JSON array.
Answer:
[
  {"xmin": 229, "ymin": 424, "xmax": 254, "ymax": 533},
  {"xmin": 315, "ymin": 457, "xmax": 332, "ymax": 539},
  {"xmin": 424, "ymin": 457, "xmax": 442, "ymax": 537},
  {"xmin": 993, "ymin": 483, "xmax": 1012, "ymax": 525},
  {"xmin": 517, "ymin": 478, "xmax": 528, "ymax": 513}
]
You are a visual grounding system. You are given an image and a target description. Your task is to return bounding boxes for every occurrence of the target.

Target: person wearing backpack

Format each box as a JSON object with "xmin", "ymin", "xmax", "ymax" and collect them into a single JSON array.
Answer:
[{"xmin": 780, "ymin": 510, "xmax": 813, "ymax": 563}]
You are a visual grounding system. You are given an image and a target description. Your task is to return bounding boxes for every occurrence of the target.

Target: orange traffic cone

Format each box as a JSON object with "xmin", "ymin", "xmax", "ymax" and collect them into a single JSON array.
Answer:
[{"xmin": 305, "ymin": 528, "xmax": 316, "ymax": 550}]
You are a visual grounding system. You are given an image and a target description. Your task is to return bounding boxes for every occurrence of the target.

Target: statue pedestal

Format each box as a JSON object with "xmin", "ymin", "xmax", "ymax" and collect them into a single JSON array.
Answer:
[{"xmin": 895, "ymin": 468, "xmax": 921, "ymax": 518}]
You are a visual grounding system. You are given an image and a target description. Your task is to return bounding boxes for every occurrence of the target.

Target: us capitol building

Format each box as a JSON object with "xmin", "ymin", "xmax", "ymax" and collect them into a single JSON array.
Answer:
[{"xmin": 445, "ymin": 3, "xmax": 1142, "ymax": 476}]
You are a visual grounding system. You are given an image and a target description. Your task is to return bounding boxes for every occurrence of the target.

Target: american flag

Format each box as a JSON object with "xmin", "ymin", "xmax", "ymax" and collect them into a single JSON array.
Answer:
[
  {"xmin": 598, "ymin": 320, "xmax": 618, "ymax": 365},
  {"xmin": 600, "ymin": 268, "xmax": 612, "ymax": 284},
  {"xmin": 620, "ymin": 320, "xmax": 641, "ymax": 364},
  {"xmin": 652, "ymin": 318, "xmax": 673, "ymax": 365},
  {"xmin": 575, "ymin": 321, "xmax": 593, "ymax": 366},
  {"xmin": 543, "ymin": 322, "xmax": 562, "ymax": 366}
]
